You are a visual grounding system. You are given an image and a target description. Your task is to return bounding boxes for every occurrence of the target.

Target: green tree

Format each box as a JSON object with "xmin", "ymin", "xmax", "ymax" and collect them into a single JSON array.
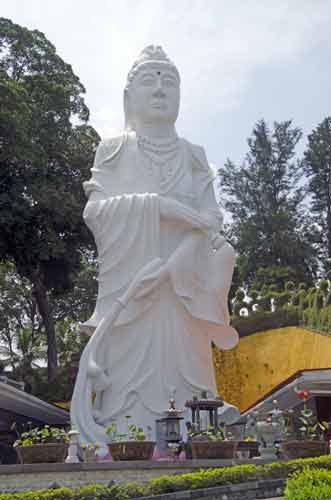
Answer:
[
  {"xmin": 218, "ymin": 119, "xmax": 316, "ymax": 288},
  {"xmin": 303, "ymin": 117, "xmax": 331, "ymax": 263},
  {"xmin": 252, "ymin": 266, "xmax": 299, "ymax": 293},
  {"xmin": 0, "ymin": 18, "xmax": 100, "ymax": 381},
  {"xmin": 52, "ymin": 254, "xmax": 98, "ymax": 326},
  {"xmin": 0, "ymin": 262, "xmax": 46, "ymax": 378}
]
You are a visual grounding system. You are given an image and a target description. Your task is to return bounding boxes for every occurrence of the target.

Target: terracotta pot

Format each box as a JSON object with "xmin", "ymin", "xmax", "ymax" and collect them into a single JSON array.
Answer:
[
  {"xmin": 281, "ymin": 440, "xmax": 328, "ymax": 459},
  {"xmin": 191, "ymin": 440, "xmax": 237, "ymax": 459},
  {"xmin": 108, "ymin": 441, "xmax": 155, "ymax": 460},
  {"xmin": 16, "ymin": 443, "xmax": 68, "ymax": 464}
]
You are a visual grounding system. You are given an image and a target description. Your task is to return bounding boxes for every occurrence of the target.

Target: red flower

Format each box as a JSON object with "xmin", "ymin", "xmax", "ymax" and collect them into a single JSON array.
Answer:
[{"xmin": 297, "ymin": 390, "xmax": 310, "ymax": 401}]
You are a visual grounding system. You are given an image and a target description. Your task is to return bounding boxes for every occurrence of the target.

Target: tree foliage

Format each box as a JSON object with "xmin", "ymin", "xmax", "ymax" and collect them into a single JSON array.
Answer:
[
  {"xmin": 303, "ymin": 117, "xmax": 331, "ymax": 263},
  {"xmin": 218, "ymin": 119, "xmax": 317, "ymax": 288},
  {"xmin": 0, "ymin": 262, "xmax": 46, "ymax": 380},
  {"xmin": 0, "ymin": 18, "xmax": 100, "ymax": 381}
]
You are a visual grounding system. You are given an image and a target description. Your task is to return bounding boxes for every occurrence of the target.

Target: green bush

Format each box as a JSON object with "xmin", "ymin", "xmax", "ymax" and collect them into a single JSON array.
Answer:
[
  {"xmin": 284, "ymin": 467, "xmax": 331, "ymax": 500},
  {"xmin": 292, "ymin": 292, "xmax": 300, "ymax": 307},
  {"xmin": 233, "ymin": 301, "xmax": 245, "ymax": 316},
  {"xmin": 257, "ymin": 293, "xmax": 272, "ymax": 312},
  {"xmin": 319, "ymin": 280, "xmax": 329, "ymax": 296},
  {"xmin": 235, "ymin": 289, "xmax": 245, "ymax": 302},
  {"xmin": 285, "ymin": 281, "xmax": 295, "ymax": 292},
  {"xmin": 1, "ymin": 455, "xmax": 331, "ymax": 499},
  {"xmin": 232, "ymin": 309, "xmax": 299, "ymax": 337},
  {"xmin": 273, "ymin": 291, "xmax": 291, "ymax": 310},
  {"xmin": 314, "ymin": 292, "xmax": 325, "ymax": 310},
  {"xmin": 249, "ymin": 289, "xmax": 259, "ymax": 302}
]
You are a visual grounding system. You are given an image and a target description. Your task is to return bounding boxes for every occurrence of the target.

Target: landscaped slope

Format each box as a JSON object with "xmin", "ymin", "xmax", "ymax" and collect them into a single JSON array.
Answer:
[{"xmin": 213, "ymin": 326, "xmax": 331, "ymax": 411}]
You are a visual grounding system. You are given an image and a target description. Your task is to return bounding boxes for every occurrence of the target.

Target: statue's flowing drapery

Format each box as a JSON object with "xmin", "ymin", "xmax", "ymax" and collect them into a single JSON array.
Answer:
[{"xmin": 71, "ymin": 133, "xmax": 238, "ymax": 448}]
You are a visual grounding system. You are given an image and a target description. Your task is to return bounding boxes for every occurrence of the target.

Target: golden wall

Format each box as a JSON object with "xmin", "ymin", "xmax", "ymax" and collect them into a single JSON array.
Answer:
[{"xmin": 213, "ymin": 327, "xmax": 331, "ymax": 412}]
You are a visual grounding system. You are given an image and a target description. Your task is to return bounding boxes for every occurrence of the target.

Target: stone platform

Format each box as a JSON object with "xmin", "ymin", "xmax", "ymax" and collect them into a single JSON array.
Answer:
[{"xmin": 0, "ymin": 458, "xmax": 274, "ymax": 493}]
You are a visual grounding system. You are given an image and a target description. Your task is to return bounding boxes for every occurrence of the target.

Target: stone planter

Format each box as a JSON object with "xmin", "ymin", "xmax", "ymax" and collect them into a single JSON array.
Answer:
[
  {"xmin": 281, "ymin": 440, "xmax": 328, "ymax": 459},
  {"xmin": 255, "ymin": 418, "xmax": 281, "ymax": 460},
  {"xmin": 191, "ymin": 440, "xmax": 237, "ymax": 459},
  {"xmin": 82, "ymin": 447, "xmax": 97, "ymax": 462},
  {"xmin": 16, "ymin": 443, "xmax": 68, "ymax": 464},
  {"xmin": 108, "ymin": 441, "xmax": 155, "ymax": 460}
]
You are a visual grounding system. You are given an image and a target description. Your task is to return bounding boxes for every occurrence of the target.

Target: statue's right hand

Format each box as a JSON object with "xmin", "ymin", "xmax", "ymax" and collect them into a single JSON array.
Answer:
[{"xmin": 159, "ymin": 196, "xmax": 212, "ymax": 230}]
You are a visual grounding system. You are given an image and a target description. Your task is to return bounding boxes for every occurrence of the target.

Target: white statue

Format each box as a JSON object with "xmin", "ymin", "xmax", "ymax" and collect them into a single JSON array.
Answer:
[{"xmin": 71, "ymin": 46, "xmax": 239, "ymax": 452}]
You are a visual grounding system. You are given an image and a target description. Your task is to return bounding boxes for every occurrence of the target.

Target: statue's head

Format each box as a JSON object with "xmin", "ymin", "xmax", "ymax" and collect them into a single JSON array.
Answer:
[{"xmin": 124, "ymin": 45, "xmax": 180, "ymax": 131}]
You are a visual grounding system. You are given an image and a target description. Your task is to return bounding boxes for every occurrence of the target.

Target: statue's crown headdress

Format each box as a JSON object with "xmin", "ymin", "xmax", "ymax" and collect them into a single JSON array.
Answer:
[{"xmin": 125, "ymin": 45, "xmax": 180, "ymax": 90}]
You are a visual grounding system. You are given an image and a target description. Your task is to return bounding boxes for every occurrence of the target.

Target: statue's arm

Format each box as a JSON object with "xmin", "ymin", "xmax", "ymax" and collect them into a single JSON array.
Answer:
[
  {"xmin": 159, "ymin": 196, "xmax": 217, "ymax": 232},
  {"xmin": 199, "ymin": 179, "xmax": 223, "ymax": 230}
]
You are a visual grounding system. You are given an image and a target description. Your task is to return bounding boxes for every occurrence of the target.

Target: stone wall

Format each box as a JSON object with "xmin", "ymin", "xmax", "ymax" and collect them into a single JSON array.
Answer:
[
  {"xmin": 139, "ymin": 479, "xmax": 284, "ymax": 499},
  {"xmin": 213, "ymin": 326, "xmax": 331, "ymax": 411},
  {"xmin": 0, "ymin": 459, "xmax": 273, "ymax": 494}
]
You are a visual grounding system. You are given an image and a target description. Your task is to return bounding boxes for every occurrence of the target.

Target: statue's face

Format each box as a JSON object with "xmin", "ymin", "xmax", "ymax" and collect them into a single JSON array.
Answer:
[{"xmin": 127, "ymin": 63, "xmax": 180, "ymax": 128}]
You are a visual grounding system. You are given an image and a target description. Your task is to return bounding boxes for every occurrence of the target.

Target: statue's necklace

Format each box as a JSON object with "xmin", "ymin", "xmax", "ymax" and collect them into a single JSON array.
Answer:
[
  {"xmin": 137, "ymin": 134, "xmax": 185, "ymax": 194},
  {"xmin": 137, "ymin": 134, "xmax": 180, "ymax": 167}
]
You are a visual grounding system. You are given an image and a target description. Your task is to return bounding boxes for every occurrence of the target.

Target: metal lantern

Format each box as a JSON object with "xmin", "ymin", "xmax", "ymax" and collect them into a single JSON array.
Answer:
[
  {"xmin": 185, "ymin": 393, "xmax": 224, "ymax": 433},
  {"xmin": 161, "ymin": 397, "xmax": 184, "ymax": 444},
  {"xmin": 155, "ymin": 395, "xmax": 185, "ymax": 458}
]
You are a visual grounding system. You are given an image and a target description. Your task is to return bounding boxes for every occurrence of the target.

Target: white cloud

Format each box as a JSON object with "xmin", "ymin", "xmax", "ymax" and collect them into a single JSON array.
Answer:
[{"xmin": 2, "ymin": 0, "xmax": 331, "ymax": 165}]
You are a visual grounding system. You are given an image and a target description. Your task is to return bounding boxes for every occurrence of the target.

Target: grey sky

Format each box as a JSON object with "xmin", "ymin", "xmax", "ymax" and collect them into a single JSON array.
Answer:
[{"xmin": 2, "ymin": 0, "xmax": 331, "ymax": 179}]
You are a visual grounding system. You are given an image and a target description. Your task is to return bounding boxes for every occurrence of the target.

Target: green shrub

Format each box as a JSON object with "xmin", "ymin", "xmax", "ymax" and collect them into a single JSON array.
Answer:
[
  {"xmin": 258, "ymin": 293, "xmax": 272, "ymax": 312},
  {"xmin": 285, "ymin": 281, "xmax": 295, "ymax": 292},
  {"xmin": 249, "ymin": 290, "xmax": 259, "ymax": 302},
  {"xmin": 319, "ymin": 279, "xmax": 329, "ymax": 296},
  {"xmin": 273, "ymin": 291, "xmax": 291, "ymax": 310},
  {"xmin": 235, "ymin": 289, "xmax": 245, "ymax": 302},
  {"xmin": 314, "ymin": 292, "xmax": 325, "ymax": 311},
  {"xmin": 1, "ymin": 456, "xmax": 331, "ymax": 499},
  {"xmin": 284, "ymin": 467, "xmax": 331, "ymax": 500},
  {"xmin": 232, "ymin": 309, "xmax": 299, "ymax": 337},
  {"xmin": 233, "ymin": 301, "xmax": 245, "ymax": 316},
  {"xmin": 292, "ymin": 292, "xmax": 300, "ymax": 307},
  {"xmin": 308, "ymin": 288, "xmax": 317, "ymax": 308},
  {"xmin": 298, "ymin": 289, "xmax": 308, "ymax": 307}
]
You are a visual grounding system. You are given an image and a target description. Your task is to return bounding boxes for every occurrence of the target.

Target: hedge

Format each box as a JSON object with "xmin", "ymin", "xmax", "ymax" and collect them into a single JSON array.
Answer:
[
  {"xmin": 1, "ymin": 455, "xmax": 331, "ymax": 500},
  {"xmin": 232, "ymin": 308, "xmax": 299, "ymax": 337},
  {"xmin": 284, "ymin": 467, "xmax": 331, "ymax": 500}
]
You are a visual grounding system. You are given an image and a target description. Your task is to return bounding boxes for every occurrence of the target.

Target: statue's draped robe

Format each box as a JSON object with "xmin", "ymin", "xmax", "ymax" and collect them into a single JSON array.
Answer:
[{"xmin": 74, "ymin": 132, "xmax": 237, "ymax": 439}]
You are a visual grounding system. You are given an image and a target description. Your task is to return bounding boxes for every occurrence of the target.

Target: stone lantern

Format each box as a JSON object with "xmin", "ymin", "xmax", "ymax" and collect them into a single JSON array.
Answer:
[{"xmin": 65, "ymin": 428, "xmax": 80, "ymax": 463}]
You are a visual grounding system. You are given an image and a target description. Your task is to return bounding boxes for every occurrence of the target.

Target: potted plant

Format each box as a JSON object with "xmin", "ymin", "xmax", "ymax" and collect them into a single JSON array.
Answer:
[
  {"xmin": 106, "ymin": 418, "xmax": 155, "ymax": 461},
  {"xmin": 281, "ymin": 390, "xmax": 328, "ymax": 459},
  {"xmin": 189, "ymin": 425, "xmax": 237, "ymax": 459},
  {"xmin": 13, "ymin": 424, "xmax": 69, "ymax": 464}
]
